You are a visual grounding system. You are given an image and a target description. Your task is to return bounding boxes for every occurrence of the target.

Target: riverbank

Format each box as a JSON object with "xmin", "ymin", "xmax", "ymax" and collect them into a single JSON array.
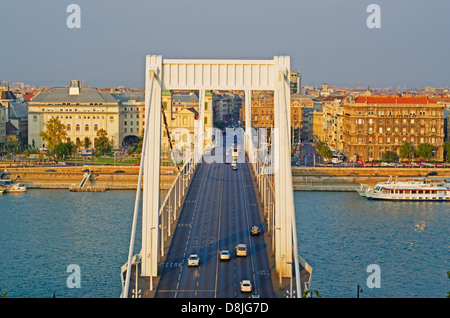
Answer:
[
  {"xmin": 292, "ymin": 166, "xmax": 450, "ymax": 191},
  {"xmin": 2, "ymin": 165, "xmax": 177, "ymax": 190},
  {"xmin": 3, "ymin": 164, "xmax": 450, "ymax": 192}
]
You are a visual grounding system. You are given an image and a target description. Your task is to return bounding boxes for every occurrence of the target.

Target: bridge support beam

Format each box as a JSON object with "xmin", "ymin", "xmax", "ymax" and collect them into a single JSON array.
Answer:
[
  {"xmin": 142, "ymin": 55, "xmax": 163, "ymax": 278},
  {"xmin": 138, "ymin": 55, "xmax": 300, "ymax": 296},
  {"xmin": 273, "ymin": 56, "xmax": 294, "ymax": 279}
]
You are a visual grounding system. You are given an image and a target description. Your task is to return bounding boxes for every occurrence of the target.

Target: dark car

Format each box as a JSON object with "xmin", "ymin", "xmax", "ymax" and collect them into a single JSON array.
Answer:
[
  {"xmin": 427, "ymin": 171, "xmax": 437, "ymax": 176},
  {"xmin": 250, "ymin": 226, "xmax": 260, "ymax": 236},
  {"xmin": 45, "ymin": 169, "xmax": 56, "ymax": 172},
  {"xmin": 114, "ymin": 170, "xmax": 125, "ymax": 174}
]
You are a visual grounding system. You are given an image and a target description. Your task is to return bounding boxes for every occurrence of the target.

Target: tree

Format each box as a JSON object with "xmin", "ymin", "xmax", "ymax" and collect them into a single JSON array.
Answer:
[
  {"xmin": 399, "ymin": 141, "xmax": 414, "ymax": 161},
  {"xmin": 443, "ymin": 142, "xmax": 450, "ymax": 163},
  {"xmin": 315, "ymin": 141, "xmax": 333, "ymax": 160},
  {"xmin": 53, "ymin": 141, "xmax": 76, "ymax": 160},
  {"xmin": 382, "ymin": 150, "xmax": 399, "ymax": 163},
  {"xmin": 83, "ymin": 137, "xmax": 92, "ymax": 150},
  {"xmin": 39, "ymin": 117, "xmax": 67, "ymax": 153},
  {"xmin": 416, "ymin": 143, "xmax": 435, "ymax": 161},
  {"xmin": 94, "ymin": 129, "xmax": 112, "ymax": 155}
]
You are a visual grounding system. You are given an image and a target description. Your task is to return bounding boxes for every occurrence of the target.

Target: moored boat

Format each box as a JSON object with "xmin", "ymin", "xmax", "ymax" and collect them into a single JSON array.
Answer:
[
  {"xmin": 4, "ymin": 183, "xmax": 27, "ymax": 193},
  {"xmin": 358, "ymin": 176, "xmax": 450, "ymax": 201}
]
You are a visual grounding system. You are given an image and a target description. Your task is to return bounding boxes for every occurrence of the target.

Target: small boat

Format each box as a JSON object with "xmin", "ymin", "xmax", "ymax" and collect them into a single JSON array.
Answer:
[
  {"xmin": 4, "ymin": 183, "xmax": 27, "ymax": 193},
  {"xmin": 357, "ymin": 176, "xmax": 450, "ymax": 201}
]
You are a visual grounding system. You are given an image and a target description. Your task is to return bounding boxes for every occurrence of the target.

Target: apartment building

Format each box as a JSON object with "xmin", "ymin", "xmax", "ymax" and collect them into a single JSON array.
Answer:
[{"xmin": 343, "ymin": 95, "xmax": 445, "ymax": 161}]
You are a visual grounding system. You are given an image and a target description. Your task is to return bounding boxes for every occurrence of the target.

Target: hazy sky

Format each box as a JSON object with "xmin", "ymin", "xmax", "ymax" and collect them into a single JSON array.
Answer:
[{"xmin": 1, "ymin": 0, "xmax": 449, "ymax": 88}]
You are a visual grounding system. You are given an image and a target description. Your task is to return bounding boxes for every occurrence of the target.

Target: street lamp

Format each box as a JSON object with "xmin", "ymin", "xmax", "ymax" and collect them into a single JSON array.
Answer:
[
  {"xmin": 286, "ymin": 261, "xmax": 294, "ymax": 298},
  {"xmin": 357, "ymin": 284, "xmax": 363, "ymax": 298}
]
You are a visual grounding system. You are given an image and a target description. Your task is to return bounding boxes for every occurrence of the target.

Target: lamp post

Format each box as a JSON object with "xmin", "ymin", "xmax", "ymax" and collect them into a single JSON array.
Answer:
[
  {"xmin": 286, "ymin": 261, "xmax": 294, "ymax": 298},
  {"xmin": 357, "ymin": 284, "xmax": 363, "ymax": 298}
]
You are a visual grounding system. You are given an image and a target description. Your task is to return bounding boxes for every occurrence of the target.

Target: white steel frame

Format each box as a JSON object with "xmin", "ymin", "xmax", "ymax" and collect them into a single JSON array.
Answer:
[{"xmin": 139, "ymin": 55, "xmax": 299, "ymax": 295}]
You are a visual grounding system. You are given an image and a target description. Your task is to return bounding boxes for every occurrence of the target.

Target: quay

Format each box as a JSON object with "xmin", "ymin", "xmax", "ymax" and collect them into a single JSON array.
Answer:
[
  {"xmin": 1, "ymin": 165, "xmax": 177, "ymax": 190},
  {"xmin": 3, "ymin": 164, "xmax": 448, "ymax": 192}
]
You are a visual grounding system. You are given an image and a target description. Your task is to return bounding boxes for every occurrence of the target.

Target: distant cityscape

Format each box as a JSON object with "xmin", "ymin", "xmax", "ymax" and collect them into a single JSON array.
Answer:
[{"xmin": 1, "ymin": 71, "xmax": 449, "ymax": 163}]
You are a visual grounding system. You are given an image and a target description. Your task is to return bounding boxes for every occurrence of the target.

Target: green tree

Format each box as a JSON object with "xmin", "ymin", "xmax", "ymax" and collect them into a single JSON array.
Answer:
[
  {"xmin": 416, "ymin": 143, "xmax": 435, "ymax": 161},
  {"xmin": 94, "ymin": 129, "xmax": 112, "ymax": 155},
  {"xmin": 399, "ymin": 141, "xmax": 414, "ymax": 161},
  {"xmin": 5, "ymin": 138, "xmax": 19, "ymax": 154},
  {"xmin": 443, "ymin": 142, "xmax": 450, "ymax": 163},
  {"xmin": 382, "ymin": 150, "xmax": 399, "ymax": 163},
  {"xmin": 315, "ymin": 141, "xmax": 333, "ymax": 160},
  {"xmin": 53, "ymin": 141, "xmax": 76, "ymax": 160},
  {"xmin": 83, "ymin": 137, "xmax": 92, "ymax": 150},
  {"xmin": 303, "ymin": 289, "xmax": 321, "ymax": 298},
  {"xmin": 39, "ymin": 117, "xmax": 67, "ymax": 153}
]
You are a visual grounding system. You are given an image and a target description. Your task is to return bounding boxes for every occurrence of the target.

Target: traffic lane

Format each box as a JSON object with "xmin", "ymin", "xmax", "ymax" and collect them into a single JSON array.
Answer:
[
  {"xmin": 220, "ymin": 160, "xmax": 253, "ymax": 298},
  {"xmin": 216, "ymin": 162, "xmax": 238, "ymax": 298},
  {"xmin": 155, "ymin": 162, "xmax": 209, "ymax": 298},
  {"xmin": 196, "ymin": 162, "xmax": 223, "ymax": 297},
  {"xmin": 237, "ymin": 162, "xmax": 273, "ymax": 298},
  {"xmin": 179, "ymin": 161, "xmax": 220, "ymax": 297},
  {"xmin": 233, "ymin": 163, "xmax": 255, "ymax": 298}
]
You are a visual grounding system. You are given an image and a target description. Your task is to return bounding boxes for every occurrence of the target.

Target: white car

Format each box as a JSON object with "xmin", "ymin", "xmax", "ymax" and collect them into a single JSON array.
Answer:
[
  {"xmin": 188, "ymin": 254, "xmax": 199, "ymax": 266},
  {"xmin": 236, "ymin": 244, "xmax": 247, "ymax": 257},
  {"xmin": 219, "ymin": 250, "xmax": 230, "ymax": 260},
  {"xmin": 240, "ymin": 280, "xmax": 252, "ymax": 292}
]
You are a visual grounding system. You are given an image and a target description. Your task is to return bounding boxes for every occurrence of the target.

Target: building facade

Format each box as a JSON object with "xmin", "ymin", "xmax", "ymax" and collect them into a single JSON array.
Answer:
[
  {"xmin": 161, "ymin": 90, "xmax": 213, "ymax": 157},
  {"xmin": 0, "ymin": 103, "xmax": 6, "ymax": 153},
  {"xmin": 28, "ymin": 80, "xmax": 121, "ymax": 150},
  {"xmin": 343, "ymin": 95, "xmax": 445, "ymax": 162}
]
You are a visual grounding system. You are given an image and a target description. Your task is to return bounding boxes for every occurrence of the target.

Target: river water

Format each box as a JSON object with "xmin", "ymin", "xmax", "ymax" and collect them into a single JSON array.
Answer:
[{"xmin": 0, "ymin": 189, "xmax": 448, "ymax": 298}]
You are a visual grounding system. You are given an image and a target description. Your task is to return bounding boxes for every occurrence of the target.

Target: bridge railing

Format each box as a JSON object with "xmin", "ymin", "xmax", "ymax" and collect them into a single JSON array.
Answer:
[
  {"xmin": 120, "ymin": 155, "xmax": 198, "ymax": 297},
  {"xmin": 158, "ymin": 155, "xmax": 198, "ymax": 256},
  {"xmin": 248, "ymin": 150, "xmax": 312, "ymax": 298}
]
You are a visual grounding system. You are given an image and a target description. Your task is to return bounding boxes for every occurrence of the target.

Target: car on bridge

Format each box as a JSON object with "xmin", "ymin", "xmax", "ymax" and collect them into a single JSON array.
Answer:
[
  {"xmin": 188, "ymin": 254, "xmax": 199, "ymax": 266},
  {"xmin": 240, "ymin": 280, "xmax": 252, "ymax": 293},
  {"xmin": 219, "ymin": 250, "xmax": 230, "ymax": 260},
  {"xmin": 250, "ymin": 226, "xmax": 260, "ymax": 236},
  {"xmin": 236, "ymin": 244, "xmax": 247, "ymax": 256}
]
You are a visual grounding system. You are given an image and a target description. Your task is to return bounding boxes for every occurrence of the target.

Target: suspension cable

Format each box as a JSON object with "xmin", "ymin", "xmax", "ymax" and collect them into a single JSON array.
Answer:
[{"xmin": 160, "ymin": 101, "xmax": 193, "ymax": 178}]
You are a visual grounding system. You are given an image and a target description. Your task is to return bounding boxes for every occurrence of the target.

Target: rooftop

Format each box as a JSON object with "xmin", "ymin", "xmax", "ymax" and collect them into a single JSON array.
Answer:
[
  {"xmin": 31, "ymin": 87, "xmax": 118, "ymax": 104},
  {"xmin": 354, "ymin": 96, "xmax": 437, "ymax": 104}
]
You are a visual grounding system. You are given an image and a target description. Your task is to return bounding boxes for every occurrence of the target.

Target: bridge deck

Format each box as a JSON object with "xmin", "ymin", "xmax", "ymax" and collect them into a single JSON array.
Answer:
[{"xmin": 124, "ymin": 153, "xmax": 309, "ymax": 298}]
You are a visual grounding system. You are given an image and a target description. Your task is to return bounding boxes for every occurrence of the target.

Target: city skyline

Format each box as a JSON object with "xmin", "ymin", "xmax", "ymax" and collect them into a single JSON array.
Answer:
[{"xmin": 1, "ymin": 1, "xmax": 449, "ymax": 88}]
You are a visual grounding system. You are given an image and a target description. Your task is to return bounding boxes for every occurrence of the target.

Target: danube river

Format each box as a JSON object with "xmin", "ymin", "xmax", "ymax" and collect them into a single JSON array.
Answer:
[{"xmin": 0, "ymin": 189, "xmax": 448, "ymax": 298}]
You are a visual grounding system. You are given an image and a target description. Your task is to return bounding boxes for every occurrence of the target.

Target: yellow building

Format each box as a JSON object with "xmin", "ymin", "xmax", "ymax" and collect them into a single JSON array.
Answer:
[
  {"xmin": 321, "ymin": 95, "xmax": 349, "ymax": 151},
  {"xmin": 0, "ymin": 104, "xmax": 5, "ymax": 152},
  {"xmin": 28, "ymin": 80, "xmax": 121, "ymax": 149},
  {"xmin": 343, "ymin": 95, "xmax": 445, "ymax": 161},
  {"xmin": 161, "ymin": 90, "xmax": 213, "ymax": 157}
]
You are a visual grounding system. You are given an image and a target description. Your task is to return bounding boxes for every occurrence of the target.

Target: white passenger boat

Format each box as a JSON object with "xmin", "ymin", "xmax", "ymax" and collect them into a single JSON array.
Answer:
[
  {"xmin": 357, "ymin": 176, "xmax": 450, "ymax": 201},
  {"xmin": 4, "ymin": 183, "xmax": 27, "ymax": 193}
]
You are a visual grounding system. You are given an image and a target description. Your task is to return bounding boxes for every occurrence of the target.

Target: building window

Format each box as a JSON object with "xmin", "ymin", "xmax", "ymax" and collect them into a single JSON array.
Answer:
[
  {"xmin": 94, "ymin": 124, "xmax": 98, "ymax": 132},
  {"xmin": 85, "ymin": 124, "xmax": 89, "ymax": 132},
  {"xmin": 76, "ymin": 124, "xmax": 80, "ymax": 132},
  {"xmin": 67, "ymin": 124, "xmax": 71, "ymax": 132}
]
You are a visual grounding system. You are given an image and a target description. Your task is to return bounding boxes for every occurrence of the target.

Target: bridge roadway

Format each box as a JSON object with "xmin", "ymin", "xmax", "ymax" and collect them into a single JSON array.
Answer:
[{"xmin": 154, "ymin": 153, "xmax": 274, "ymax": 298}]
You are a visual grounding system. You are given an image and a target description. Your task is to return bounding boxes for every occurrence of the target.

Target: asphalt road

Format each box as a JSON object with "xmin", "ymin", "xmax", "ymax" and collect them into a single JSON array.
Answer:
[{"xmin": 155, "ymin": 151, "xmax": 273, "ymax": 298}]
